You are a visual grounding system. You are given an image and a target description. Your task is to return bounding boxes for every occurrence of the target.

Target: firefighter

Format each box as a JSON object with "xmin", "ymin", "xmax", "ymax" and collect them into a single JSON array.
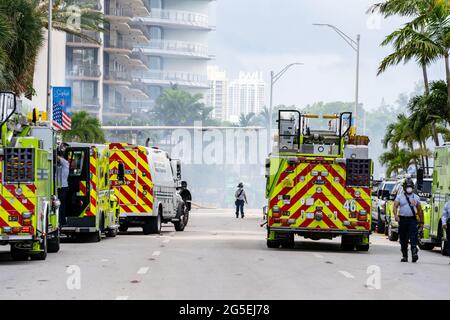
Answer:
[
  {"xmin": 442, "ymin": 201, "xmax": 450, "ymax": 263},
  {"xmin": 235, "ymin": 182, "xmax": 248, "ymax": 219},
  {"xmin": 56, "ymin": 149, "xmax": 70, "ymax": 226},
  {"xmin": 393, "ymin": 179, "xmax": 424, "ymax": 263}
]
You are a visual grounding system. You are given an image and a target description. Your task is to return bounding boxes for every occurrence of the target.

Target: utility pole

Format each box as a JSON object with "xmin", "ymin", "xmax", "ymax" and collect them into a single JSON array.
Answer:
[{"xmin": 46, "ymin": 0, "xmax": 53, "ymax": 122}]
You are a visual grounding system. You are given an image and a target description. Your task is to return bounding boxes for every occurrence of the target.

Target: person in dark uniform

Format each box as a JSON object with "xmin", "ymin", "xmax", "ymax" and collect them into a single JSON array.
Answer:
[
  {"xmin": 393, "ymin": 179, "xmax": 424, "ymax": 263},
  {"xmin": 235, "ymin": 182, "xmax": 248, "ymax": 219}
]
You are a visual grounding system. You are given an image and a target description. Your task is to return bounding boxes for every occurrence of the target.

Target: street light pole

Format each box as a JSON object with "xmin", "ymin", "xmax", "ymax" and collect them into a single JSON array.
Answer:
[
  {"xmin": 46, "ymin": 0, "xmax": 53, "ymax": 122},
  {"xmin": 313, "ymin": 24, "xmax": 360, "ymax": 131},
  {"xmin": 268, "ymin": 63, "xmax": 303, "ymax": 149}
]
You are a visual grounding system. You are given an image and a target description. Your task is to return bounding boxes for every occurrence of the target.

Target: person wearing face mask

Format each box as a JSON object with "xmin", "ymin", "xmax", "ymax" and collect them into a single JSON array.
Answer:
[{"xmin": 393, "ymin": 179, "xmax": 424, "ymax": 263}]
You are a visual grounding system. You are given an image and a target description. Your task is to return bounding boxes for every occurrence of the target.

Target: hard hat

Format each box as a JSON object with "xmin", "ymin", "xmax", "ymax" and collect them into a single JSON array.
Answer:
[
  {"xmin": 403, "ymin": 178, "xmax": 415, "ymax": 190},
  {"xmin": 237, "ymin": 182, "xmax": 244, "ymax": 188}
]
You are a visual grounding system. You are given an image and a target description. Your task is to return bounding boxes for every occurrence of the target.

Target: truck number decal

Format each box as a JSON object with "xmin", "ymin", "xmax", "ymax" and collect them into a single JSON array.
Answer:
[{"xmin": 343, "ymin": 200, "xmax": 357, "ymax": 212}]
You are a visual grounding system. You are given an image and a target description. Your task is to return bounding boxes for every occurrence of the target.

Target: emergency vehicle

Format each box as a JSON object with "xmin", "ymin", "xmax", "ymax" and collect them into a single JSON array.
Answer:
[
  {"xmin": 108, "ymin": 143, "xmax": 191, "ymax": 234},
  {"xmin": 0, "ymin": 92, "xmax": 60, "ymax": 260},
  {"xmin": 60, "ymin": 143, "xmax": 119, "ymax": 241},
  {"xmin": 418, "ymin": 145, "xmax": 450, "ymax": 255},
  {"xmin": 264, "ymin": 110, "xmax": 372, "ymax": 251}
]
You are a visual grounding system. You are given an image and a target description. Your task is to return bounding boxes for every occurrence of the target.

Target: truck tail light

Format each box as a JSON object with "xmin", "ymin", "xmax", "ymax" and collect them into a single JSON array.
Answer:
[
  {"xmin": 12, "ymin": 227, "xmax": 21, "ymax": 233},
  {"xmin": 21, "ymin": 226, "xmax": 31, "ymax": 233},
  {"xmin": 273, "ymin": 212, "xmax": 281, "ymax": 218},
  {"xmin": 23, "ymin": 219, "xmax": 32, "ymax": 226}
]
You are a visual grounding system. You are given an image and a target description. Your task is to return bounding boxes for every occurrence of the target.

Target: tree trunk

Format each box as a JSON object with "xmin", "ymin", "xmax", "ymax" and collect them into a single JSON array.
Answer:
[
  {"xmin": 422, "ymin": 63, "xmax": 440, "ymax": 146},
  {"xmin": 445, "ymin": 52, "xmax": 450, "ymax": 114}
]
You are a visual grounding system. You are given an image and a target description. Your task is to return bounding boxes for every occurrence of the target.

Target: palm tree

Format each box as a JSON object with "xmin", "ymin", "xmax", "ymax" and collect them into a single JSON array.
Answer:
[
  {"xmin": 62, "ymin": 111, "xmax": 105, "ymax": 143},
  {"xmin": 239, "ymin": 113, "xmax": 256, "ymax": 127},
  {"xmin": 0, "ymin": 8, "xmax": 13, "ymax": 86}
]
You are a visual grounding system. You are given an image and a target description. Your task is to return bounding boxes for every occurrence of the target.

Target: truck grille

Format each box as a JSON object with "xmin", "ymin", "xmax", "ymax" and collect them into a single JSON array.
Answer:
[
  {"xmin": 3, "ymin": 148, "xmax": 35, "ymax": 183},
  {"xmin": 346, "ymin": 159, "xmax": 371, "ymax": 187}
]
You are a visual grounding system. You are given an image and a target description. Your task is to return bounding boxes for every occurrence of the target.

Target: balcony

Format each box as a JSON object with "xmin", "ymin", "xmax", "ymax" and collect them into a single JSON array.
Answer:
[
  {"xmin": 135, "ymin": 9, "xmax": 213, "ymax": 30},
  {"xmin": 66, "ymin": 0, "xmax": 102, "ymax": 10},
  {"xmin": 136, "ymin": 40, "xmax": 211, "ymax": 60},
  {"xmin": 66, "ymin": 32, "xmax": 101, "ymax": 48},
  {"xmin": 133, "ymin": 70, "xmax": 209, "ymax": 89},
  {"xmin": 66, "ymin": 64, "xmax": 101, "ymax": 80},
  {"xmin": 72, "ymin": 96, "xmax": 100, "ymax": 109},
  {"xmin": 104, "ymin": 38, "xmax": 134, "ymax": 55},
  {"xmin": 104, "ymin": 70, "xmax": 133, "ymax": 86}
]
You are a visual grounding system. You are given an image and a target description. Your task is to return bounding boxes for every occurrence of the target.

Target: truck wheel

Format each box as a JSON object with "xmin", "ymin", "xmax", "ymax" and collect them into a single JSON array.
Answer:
[
  {"xmin": 94, "ymin": 230, "xmax": 102, "ymax": 242},
  {"xmin": 144, "ymin": 211, "xmax": 162, "ymax": 235},
  {"xmin": 377, "ymin": 211, "xmax": 385, "ymax": 234},
  {"xmin": 106, "ymin": 228, "xmax": 118, "ymax": 238},
  {"xmin": 10, "ymin": 245, "xmax": 29, "ymax": 261},
  {"xmin": 47, "ymin": 230, "xmax": 60, "ymax": 253},
  {"xmin": 174, "ymin": 203, "xmax": 187, "ymax": 232},
  {"xmin": 280, "ymin": 235, "xmax": 295, "ymax": 249},
  {"xmin": 355, "ymin": 244, "xmax": 370, "ymax": 251},
  {"xmin": 441, "ymin": 239, "xmax": 449, "ymax": 256},
  {"xmin": 267, "ymin": 240, "xmax": 280, "ymax": 249}
]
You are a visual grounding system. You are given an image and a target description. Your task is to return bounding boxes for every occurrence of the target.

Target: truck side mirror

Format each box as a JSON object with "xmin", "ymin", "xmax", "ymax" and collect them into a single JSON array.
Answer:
[
  {"xmin": 417, "ymin": 168, "xmax": 424, "ymax": 191},
  {"xmin": 118, "ymin": 162, "xmax": 125, "ymax": 182}
]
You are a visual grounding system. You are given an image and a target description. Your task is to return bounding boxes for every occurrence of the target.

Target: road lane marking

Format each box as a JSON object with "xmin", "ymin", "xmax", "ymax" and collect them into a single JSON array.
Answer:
[
  {"xmin": 101, "ymin": 259, "xmax": 109, "ymax": 262},
  {"xmin": 313, "ymin": 253, "xmax": 324, "ymax": 259},
  {"xmin": 137, "ymin": 267, "xmax": 149, "ymax": 275},
  {"xmin": 116, "ymin": 296, "xmax": 129, "ymax": 300},
  {"xmin": 339, "ymin": 271, "xmax": 355, "ymax": 279},
  {"xmin": 152, "ymin": 251, "xmax": 161, "ymax": 256}
]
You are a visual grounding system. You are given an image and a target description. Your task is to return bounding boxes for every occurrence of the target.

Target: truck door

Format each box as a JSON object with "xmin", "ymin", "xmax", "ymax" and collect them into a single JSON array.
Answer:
[
  {"xmin": 110, "ymin": 148, "xmax": 139, "ymax": 207},
  {"xmin": 65, "ymin": 147, "xmax": 90, "ymax": 217}
]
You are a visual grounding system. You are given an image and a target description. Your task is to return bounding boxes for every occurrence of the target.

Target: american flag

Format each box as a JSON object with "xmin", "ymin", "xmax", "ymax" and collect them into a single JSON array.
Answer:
[{"xmin": 53, "ymin": 103, "xmax": 71, "ymax": 130}]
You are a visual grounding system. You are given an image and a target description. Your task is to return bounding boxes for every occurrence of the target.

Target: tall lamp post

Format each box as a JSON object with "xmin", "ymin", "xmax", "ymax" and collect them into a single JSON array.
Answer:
[
  {"xmin": 313, "ymin": 23, "xmax": 360, "ymax": 131},
  {"xmin": 46, "ymin": 0, "xmax": 53, "ymax": 121},
  {"xmin": 268, "ymin": 63, "xmax": 303, "ymax": 148}
]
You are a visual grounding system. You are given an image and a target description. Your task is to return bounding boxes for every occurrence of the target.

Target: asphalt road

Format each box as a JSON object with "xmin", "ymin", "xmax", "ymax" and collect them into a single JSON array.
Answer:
[{"xmin": 1, "ymin": 209, "xmax": 449, "ymax": 300}]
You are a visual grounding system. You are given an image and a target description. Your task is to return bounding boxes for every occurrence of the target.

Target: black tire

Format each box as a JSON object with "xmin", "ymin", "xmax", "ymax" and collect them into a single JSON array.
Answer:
[
  {"xmin": 356, "ymin": 244, "xmax": 370, "ymax": 251},
  {"xmin": 384, "ymin": 222, "xmax": 389, "ymax": 236},
  {"xmin": 174, "ymin": 203, "xmax": 187, "ymax": 232},
  {"xmin": 267, "ymin": 240, "xmax": 280, "ymax": 248},
  {"xmin": 10, "ymin": 245, "xmax": 29, "ymax": 261},
  {"xmin": 106, "ymin": 228, "xmax": 118, "ymax": 238},
  {"xmin": 377, "ymin": 211, "xmax": 385, "ymax": 234},
  {"xmin": 441, "ymin": 239, "xmax": 449, "ymax": 256},
  {"xmin": 388, "ymin": 225, "xmax": 399, "ymax": 242},
  {"xmin": 118, "ymin": 224, "xmax": 128, "ymax": 233},
  {"xmin": 144, "ymin": 210, "xmax": 162, "ymax": 235},
  {"xmin": 281, "ymin": 236, "xmax": 295, "ymax": 249},
  {"xmin": 47, "ymin": 230, "xmax": 60, "ymax": 253}
]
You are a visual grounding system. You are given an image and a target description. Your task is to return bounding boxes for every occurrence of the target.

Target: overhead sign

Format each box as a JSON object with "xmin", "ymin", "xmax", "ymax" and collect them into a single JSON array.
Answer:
[{"xmin": 52, "ymin": 87, "xmax": 72, "ymax": 130}]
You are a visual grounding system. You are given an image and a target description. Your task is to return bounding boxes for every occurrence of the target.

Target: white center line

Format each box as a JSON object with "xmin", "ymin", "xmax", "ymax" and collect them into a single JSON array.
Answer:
[
  {"xmin": 339, "ymin": 271, "xmax": 355, "ymax": 279},
  {"xmin": 137, "ymin": 267, "xmax": 149, "ymax": 275},
  {"xmin": 116, "ymin": 296, "xmax": 129, "ymax": 300},
  {"xmin": 313, "ymin": 253, "xmax": 324, "ymax": 259},
  {"xmin": 152, "ymin": 251, "xmax": 161, "ymax": 256}
]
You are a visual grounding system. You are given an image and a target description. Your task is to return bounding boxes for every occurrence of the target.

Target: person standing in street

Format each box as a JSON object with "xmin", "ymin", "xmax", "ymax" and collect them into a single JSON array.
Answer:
[
  {"xmin": 56, "ymin": 149, "xmax": 70, "ymax": 226},
  {"xmin": 442, "ymin": 201, "xmax": 450, "ymax": 263},
  {"xmin": 235, "ymin": 182, "xmax": 248, "ymax": 219},
  {"xmin": 393, "ymin": 179, "xmax": 424, "ymax": 263}
]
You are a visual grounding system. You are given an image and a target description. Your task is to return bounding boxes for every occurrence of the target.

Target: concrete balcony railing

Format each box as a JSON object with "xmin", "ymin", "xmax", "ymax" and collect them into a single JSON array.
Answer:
[
  {"xmin": 133, "ymin": 70, "xmax": 209, "ymax": 88},
  {"xmin": 72, "ymin": 96, "xmax": 100, "ymax": 107},
  {"xmin": 137, "ymin": 9, "xmax": 211, "ymax": 30},
  {"xmin": 104, "ymin": 39, "xmax": 134, "ymax": 51},
  {"xmin": 66, "ymin": 32, "xmax": 101, "ymax": 46},
  {"xmin": 67, "ymin": 63, "xmax": 102, "ymax": 78},
  {"xmin": 105, "ymin": 7, "xmax": 134, "ymax": 18},
  {"xmin": 104, "ymin": 70, "xmax": 132, "ymax": 83},
  {"xmin": 137, "ymin": 40, "xmax": 210, "ymax": 59}
]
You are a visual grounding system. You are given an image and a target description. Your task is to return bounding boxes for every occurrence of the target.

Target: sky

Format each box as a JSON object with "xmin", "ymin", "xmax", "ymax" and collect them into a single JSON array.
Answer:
[{"xmin": 208, "ymin": 0, "xmax": 447, "ymax": 111}]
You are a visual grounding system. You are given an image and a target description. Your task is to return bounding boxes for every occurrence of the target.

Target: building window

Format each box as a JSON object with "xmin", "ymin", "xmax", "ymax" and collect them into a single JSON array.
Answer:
[
  {"xmin": 149, "ymin": 0, "xmax": 163, "ymax": 9},
  {"xmin": 72, "ymin": 81, "xmax": 98, "ymax": 104}
]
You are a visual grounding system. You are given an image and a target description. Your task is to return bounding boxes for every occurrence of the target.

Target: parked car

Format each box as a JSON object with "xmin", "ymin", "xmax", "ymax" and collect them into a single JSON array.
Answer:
[{"xmin": 371, "ymin": 180, "xmax": 396, "ymax": 234}]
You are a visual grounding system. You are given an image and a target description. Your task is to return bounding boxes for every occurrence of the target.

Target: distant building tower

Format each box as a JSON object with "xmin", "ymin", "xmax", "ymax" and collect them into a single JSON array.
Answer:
[
  {"xmin": 228, "ymin": 72, "xmax": 265, "ymax": 123},
  {"xmin": 207, "ymin": 66, "xmax": 229, "ymax": 121}
]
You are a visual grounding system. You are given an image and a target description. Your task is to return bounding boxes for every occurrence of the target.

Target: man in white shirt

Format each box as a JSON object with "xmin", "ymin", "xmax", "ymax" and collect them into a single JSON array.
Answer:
[
  {"xmin": 235, "ymin": 182, "xmax": 248, "ymax": 219},
  {"xmin": 57, "ymin": 150, "xmax": 70, "ymax": 226},
  {"xmin": 393, "ymin": 179, "xmax": 424, "ymax": 263}
]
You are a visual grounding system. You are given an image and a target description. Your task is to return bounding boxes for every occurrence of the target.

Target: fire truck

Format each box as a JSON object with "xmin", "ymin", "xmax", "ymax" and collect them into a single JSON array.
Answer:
[
  {"xmin": 108, "ymin": 143, "xmax": 191, "ymax": 235},
  {"xmin": 264, "ymin": 110, "xmax": 372, "ymax": 251},
  {"xmin": 60, "ymin": 143, "xmax": 119, "ymax": 241},
  {"xmin": 0, "ymin": 92, "xmax": 60, "ymax": 260}
]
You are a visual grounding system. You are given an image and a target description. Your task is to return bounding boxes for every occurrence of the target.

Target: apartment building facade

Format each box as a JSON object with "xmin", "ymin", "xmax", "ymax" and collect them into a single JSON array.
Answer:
[{"xmin": 66, "ymin": 0, "xmax": 214, "ymax": 122}]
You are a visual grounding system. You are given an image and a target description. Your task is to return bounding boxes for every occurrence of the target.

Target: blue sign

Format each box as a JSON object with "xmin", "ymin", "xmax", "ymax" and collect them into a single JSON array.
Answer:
[{"xmin": 52, "ymin": 87, "xmax": 72, "ymax": 130}]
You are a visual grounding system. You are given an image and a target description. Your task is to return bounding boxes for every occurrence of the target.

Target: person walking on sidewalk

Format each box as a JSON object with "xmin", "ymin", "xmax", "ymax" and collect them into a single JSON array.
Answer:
[{"xmin": 235, "ymin": 182, "xmax": 248, "ymax": 219}]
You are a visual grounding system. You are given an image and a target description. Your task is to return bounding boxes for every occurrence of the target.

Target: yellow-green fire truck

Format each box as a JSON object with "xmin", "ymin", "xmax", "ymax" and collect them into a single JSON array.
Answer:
[
  {"xmin": 264, "ymin": 110, "xmax": 373, "ymax": 250},
  {"xmin": 0, "ymin": 92, "xmax": 60, "ymax": 260}
]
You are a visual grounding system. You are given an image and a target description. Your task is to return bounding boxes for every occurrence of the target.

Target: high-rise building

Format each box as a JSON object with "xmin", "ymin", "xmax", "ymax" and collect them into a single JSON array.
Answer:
[
  {"xmin": 64, "ymin": 0, "xmax": 214, "ymax": 122},
  {"xmin": 227, "ymin": 72, "xmax": 266, "ymax": 123},
  {"xmin": 207, "ymin": 65, "xmax": 228, "ymax": 121}
]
